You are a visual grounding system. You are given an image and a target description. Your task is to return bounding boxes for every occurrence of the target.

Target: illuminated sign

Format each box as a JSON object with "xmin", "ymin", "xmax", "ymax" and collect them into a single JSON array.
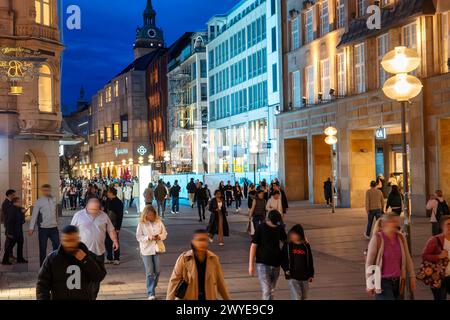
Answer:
[
  {"xmin": 137, "ymin": 145, "xmax": 148, "ymax": 156},
  {"xmin": 114, "ymin": 148, "xmax": 129, "ymax": 157},
  {"xmin": 0, "ymin": 47, "xmax": 46, "ymax": 87},
  {"xmin": 375, "ymin": 127, "xmax": 387, "ymax": 140}
]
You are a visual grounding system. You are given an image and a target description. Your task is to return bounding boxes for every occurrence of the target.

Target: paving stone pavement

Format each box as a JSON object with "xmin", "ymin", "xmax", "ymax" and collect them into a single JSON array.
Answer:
[{"xmin": 0, "ymin": 200, "xmax": 436, "ymax": 300}]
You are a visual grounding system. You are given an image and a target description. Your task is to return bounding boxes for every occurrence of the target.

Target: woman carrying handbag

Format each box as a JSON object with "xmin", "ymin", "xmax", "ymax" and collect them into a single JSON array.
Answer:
[{"xmin": 207, "ymin": 190, "xmax": 230, "ymax": 246}]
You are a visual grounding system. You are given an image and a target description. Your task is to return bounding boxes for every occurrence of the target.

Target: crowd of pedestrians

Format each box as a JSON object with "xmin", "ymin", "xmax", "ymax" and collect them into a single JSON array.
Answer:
[{"xmin": 3, "ymin": 171, "xmax": 450, "ymax": 302}]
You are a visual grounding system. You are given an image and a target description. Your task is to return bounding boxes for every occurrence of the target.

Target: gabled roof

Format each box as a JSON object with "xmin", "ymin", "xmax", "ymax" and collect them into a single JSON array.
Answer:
[
  {"xmin": 338, "ymin": 0, "xmax": 436, "ymax": 48},
  {"xmin": 115, "ymin": 48, "xmax": 167, "ymax": 78}
]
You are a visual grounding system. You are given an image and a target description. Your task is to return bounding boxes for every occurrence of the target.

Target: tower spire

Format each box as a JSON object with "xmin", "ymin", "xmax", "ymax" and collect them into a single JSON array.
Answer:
[{"xmin": 143, "ymin": 0, "xmax": 156, "ymax": 26}]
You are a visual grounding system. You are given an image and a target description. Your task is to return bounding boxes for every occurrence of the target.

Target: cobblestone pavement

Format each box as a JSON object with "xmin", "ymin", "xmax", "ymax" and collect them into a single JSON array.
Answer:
[{"xmin": 0, "ymin": 200, "xmax": 435, "ymax": 300}]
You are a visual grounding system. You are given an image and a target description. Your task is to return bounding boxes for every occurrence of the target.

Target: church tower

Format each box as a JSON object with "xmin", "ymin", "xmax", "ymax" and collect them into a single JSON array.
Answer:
[{"xmin": 134, "ymin": 0, "xmax": 164, "ymax": 58}]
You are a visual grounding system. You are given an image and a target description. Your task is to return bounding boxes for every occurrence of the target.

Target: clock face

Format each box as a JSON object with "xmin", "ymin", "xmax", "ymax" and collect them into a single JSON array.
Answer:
[{"xmin": 148, "ymin": 29, "xmax": 157, "ymax": 38}]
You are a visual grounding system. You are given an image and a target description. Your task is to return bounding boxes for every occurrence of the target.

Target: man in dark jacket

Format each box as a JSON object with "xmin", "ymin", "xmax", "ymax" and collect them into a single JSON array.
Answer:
[
  {"xmin": 105, "ymin": 187, "xmax": 124, "ymax": 265},
  {"xmin": 187, "ymin": 178, "xmax": 197, "ymax": 208},
  {"xmin": 194, "ymin": 182, "xmax": 208, "ymax": 222},
  {"xmin": 324, "ymin": 178, "xmax": 333, "ymax": 207},
  {"xmin": 36, "ymin": 225, "xmax": 107, "ymax": 300},
  {"xmin": 1, "ymin": 189, "xmax": 16, "ymax": 261},
  {"xmin": 2, "ymin": 197, "xmax": 27, "ymax": 265},
  {"xmin": 155, "ymin": 180, "xmax": 168, "ymax": 218},
  {"xmin": 170, "ymin": 180, "xmax": 181, "ymax": 214}
]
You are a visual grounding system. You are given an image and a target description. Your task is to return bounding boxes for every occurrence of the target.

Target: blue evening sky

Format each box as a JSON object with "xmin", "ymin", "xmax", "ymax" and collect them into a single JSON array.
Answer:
[{"xmin": 61, "ymin": 0, "xmax": 236, "ymax": 113}]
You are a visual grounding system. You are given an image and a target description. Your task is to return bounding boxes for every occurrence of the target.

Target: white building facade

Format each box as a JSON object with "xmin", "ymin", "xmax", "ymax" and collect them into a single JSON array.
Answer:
[{"xmin": 206, "ymin": 0, "xmax": 283, "ymax": 182}]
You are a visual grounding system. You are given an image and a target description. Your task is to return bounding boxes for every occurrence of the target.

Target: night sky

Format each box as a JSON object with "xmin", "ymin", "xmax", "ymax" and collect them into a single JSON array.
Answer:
[{"xmin": 61, "ymin": 0, "xmax": 236, "ymax": 114}]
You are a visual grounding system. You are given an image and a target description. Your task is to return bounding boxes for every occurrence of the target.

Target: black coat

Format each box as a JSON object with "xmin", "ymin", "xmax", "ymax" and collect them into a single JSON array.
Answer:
[
  {"xmin": 4, "ymin": 205, "xmax": 25, "ymax": 237},
  {"xmin": 194, "ymin": 187, "xmax": 208, "ymax": 203},
  {"xmin": 324, "ymin": 181, "xmax": 333, "ymax": 198},
  {"xmin": 207, "ymin": 198, "xmax": 229, "ymax": 237},
  {"xmin": 106, "ymin": 197, "xmax": 124, "ymax": 230},
  {"xmin": 36, "ymin": 242, "xmax": 107, "ymax": 300}
]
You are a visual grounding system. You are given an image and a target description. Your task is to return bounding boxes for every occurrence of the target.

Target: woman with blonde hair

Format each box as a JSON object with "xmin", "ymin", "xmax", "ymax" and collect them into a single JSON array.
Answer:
[
  {"xmin": 365, "ymin": 213, "xmax": 416, "ymax": 300},
  {"xmin": 136, "ymin": 205, "xmax": 168, "ymax": 300}
]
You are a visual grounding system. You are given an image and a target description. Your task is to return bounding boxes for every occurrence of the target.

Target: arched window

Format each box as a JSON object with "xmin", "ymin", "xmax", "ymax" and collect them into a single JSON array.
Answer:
[
  {"xmin": 38, "ymin": 65, "xmax": 53, "ymax": 113},
  {"xmin": 35, "ymin": 0, "xmax": 52, "ymax": 26}
]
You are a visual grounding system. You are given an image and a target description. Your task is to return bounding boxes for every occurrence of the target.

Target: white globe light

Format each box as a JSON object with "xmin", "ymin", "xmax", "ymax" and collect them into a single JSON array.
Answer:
[
  {"xmin": 382, "ymin": 73, "xmax": 423, "ymax": 102},
  {"xmin": 381, "ymin": 46, "xmax": 421, "ymax": 74},
  {"xmin": 324, "ymin": 126, "xmax": 338, "ymax": 136},
  {"xmin": 325, "ymin": 135, "xmax": 338, "ymax": 145}
]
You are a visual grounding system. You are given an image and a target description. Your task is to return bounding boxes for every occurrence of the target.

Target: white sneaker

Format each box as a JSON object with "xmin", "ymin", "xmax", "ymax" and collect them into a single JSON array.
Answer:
[
  {"xmin": 171, "ymin": 211, "xmax": 175, "ymax": 214},
  {"xmin": 176, "ymin": 212, "xmax": 179, "ymax": 214},
  {"xmin": 113, "ymin": 260, "xmax": 120, "ymax": 265},
  {"xmin": 148, "ymin": 295, "xmax": 156, "ymax": 300},
  {"xmin": 105, "ymin": 260, "xmax": 113, "ymax": 264}
]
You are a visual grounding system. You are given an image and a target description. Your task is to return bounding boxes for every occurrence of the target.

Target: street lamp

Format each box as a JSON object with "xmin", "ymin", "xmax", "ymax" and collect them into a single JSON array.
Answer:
[
  {"xmin": 249, "ymin": 140, "xmax": 259, "ymax": 185},
  {"xmin": 324, "ymin": 126, "xmax": 338, "ymax": 213},
  {"xmin": 382, "ymin": 46, "xmax": 423, "ymax": 254}
]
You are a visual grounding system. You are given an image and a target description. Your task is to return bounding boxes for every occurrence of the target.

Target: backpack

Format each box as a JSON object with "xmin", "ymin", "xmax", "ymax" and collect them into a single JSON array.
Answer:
[{"xmin": 436, "ymin": 200, "xmax": 450, "ymax": 222}]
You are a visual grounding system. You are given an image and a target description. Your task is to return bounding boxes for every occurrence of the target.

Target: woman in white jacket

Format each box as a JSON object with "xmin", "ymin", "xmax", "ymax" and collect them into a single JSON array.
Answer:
[{"xmin": 136, "ymin": 205, "xmax": 168, "ymax": 300}]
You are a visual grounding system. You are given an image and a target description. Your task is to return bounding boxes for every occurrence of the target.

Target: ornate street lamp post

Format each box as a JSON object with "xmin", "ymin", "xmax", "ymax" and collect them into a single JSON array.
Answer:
[
  {"xmin": 324, "ymin": 126, "xmax": 338, "ymax": 213},
  {"xmin": 381, "ymin": 46, "xmax": 423, "ymax": 253}
]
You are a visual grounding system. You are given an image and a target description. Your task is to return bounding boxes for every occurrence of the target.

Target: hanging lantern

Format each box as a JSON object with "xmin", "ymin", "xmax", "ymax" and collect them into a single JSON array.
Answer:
[
  {"xmin": 325, "ymin": 135, "xmax": 338, "ymax": 145},
  {"xmin": 9, "ymin": 85, "xmax": 23, "ymax": 95},
  {"xmin": 324, "ymin": 126, "xmax": 338, "ymax": 137}
]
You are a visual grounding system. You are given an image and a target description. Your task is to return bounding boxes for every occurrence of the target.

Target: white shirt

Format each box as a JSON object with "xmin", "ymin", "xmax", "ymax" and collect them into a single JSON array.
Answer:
[
  {"xmin": 136, "ymin": 220, "xmax": 167, "ymax": 256},
  {"xmin": 124, "ymin": 186, "xmax": 132, "ymax": 200},
  {"xmin": 71, "ymin": 209, "xmax": 115, "ymax": 256},
  {"xmin": 116, "ymin": 187, "xmax": 124, "ymax": 201},
  {"xmin": 266, "ymin": 197, "xmax": 283, "ymax": 213},
  {"xmin": 445, "ymin": 239, "xmax": 450, "ymax": 276}
]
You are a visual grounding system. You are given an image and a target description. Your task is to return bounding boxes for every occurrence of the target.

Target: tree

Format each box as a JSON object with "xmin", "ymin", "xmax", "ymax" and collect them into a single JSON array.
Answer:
[{"xmin": 60, "ymin": 144, "xmax": 81, "ymax": 179}]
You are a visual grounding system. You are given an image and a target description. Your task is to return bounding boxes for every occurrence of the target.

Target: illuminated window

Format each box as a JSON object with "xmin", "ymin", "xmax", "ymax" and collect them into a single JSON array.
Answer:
[
  {"xmin": 98, "ymin": 92, "xmax": 103, "ymax": 107},
  {"xmin": 38, "ymin": 65, "xmax": 53, "ymax": 113},
  {"xmin": 320, "ymin": 59, "xmax": 330, "ymax": 100},
  {"xmin": 35, "ymin": 0, "xmax": 51, "ymax": 26},
  {"xmin": 113, "ymin": 122, "xmax": 120, "ymax": 140},
  {"xmin": 355, "ymin": 43, "xmax": 366, "ymax": 93},
  {"xmin": 292, "ymin": 71, "xmax": 301, "ymax": 108},
  {"xmin": 120, "ymin": 115, "xmax": 128, "ymax": 142},
  {"xmin": 291, "ymin": 17, "xmax": 300, "ymax": 50},
  {"xmin": 305, "ymin": 65, "xmax": 314, "ymax": 104},
  {"xmin": 305, "ymin": 9, "xmax": 314, "ymax": 43},
  {"xmin": 98, "ymin": 129, "xmax": 105, "ymax": 144},
  {"xmin": 337, "ymin": 52, "xmax": 346, "ymax": 96},
  {"xmin": 114, "ymin": 81, "xmax": 119, "ymax": 97},
  {"xmin": 105, "ymin": 127, "xmax": 112, "ymax": 142},
  {"xmin": 321, "ymin": 0, "xmax": 329, "ymax": 36},
  {"xmin": 336, "ymin": 0, "xmax": 345, "ymax": 28},
  {"xmin": 105, "ymin": 87, "xmax": 112, "ymax": 103},
  {"xmin": 377, "ymin": 34, "xmax": 389, "ymax": 87},
  {"xmin": 357, "ymin": 0, "xmax": 366, "ymax": 18},
  {"xmin": 402, "ymin": 22, "xmax": 418, "ymax": 50},
  {"xmin": 443, "ymin": 12, "xmax": 450, "ymax": 72}
]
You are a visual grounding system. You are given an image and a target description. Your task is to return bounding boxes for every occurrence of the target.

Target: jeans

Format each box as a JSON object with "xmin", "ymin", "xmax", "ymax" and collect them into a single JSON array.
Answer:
[
  {"xmin": 133, "ymin": 197, "xmax": 140, "ymax": 212},
  {"xmin": 366, "ymin": 209, "xmax": 382, "ymax": 237},
  {"xmin": 375, "ymin": 278, "xmax": 400, "ymax": 300},
  {"xmin": 124, "ymin": 199, "xmax": 130, "ymax": 211},
  {"xmin": 235, "ymin": 198, "xmax": 242, "ymax": 210},
  {"xmin": 142, "ymin": 254, "xmax": 160, "ymax": 297},
  {"xmin": 172, "ymin": 196, "xmax": 179, "ymax": 213},
  {"xmin": 105, "ymin": 232, "xmax": 120, "ymax": 261},
  {"xmin": 197, "ymin": 201, "xmax": 206, "ymax": 220},
  {"xmin": 226, "ymin": 194, "xmax": 233, "ymax": 207},
  {"xmin": 38, "ymin": 227, "xmax": 60, "ymax": 266},
  {"xmin": 256, "ymin": 263, "xmax": 280, "ymax": 300},
  {"xmin": 288, "ymin": 279, "xmax": 309, "ymax": 300},
  {"xmin": 431, "ymin": 276, "xmax": 450, "ymax": 300},
  {"xmin": 157, "ymin": 200, "xmax": 166, "ymax": 218}
]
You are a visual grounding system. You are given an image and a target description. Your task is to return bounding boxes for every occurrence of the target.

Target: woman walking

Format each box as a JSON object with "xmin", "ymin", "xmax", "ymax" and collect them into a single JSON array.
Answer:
[
  {"xmin": 421, "ymin": 216, "xmax": 450, "ymax": 300},
  {"xmin": 136, "ymin": 205, "xmax": 168, "ymax": 300},
  {"xmin": 143, "ymin": 183, "xmax": 154, "ymax": 206},
  {"xmin": 207, "ymin": 190, "xmax": 229, "ymax": 246},
  {"xmin": 386, "ymin": 185, "xmax": 403, "ymax": 215},
  {"xmin": 281, "ymin": 224, "xmax": 314, "ymax": 300},
  {"xmin": 365, "ymin": 213, "xmax": 416, "ymax": 300},
  {"xmin": 249, "ymin": 190, "xmax": 267, "ymax": 231},
  {"xmin": 233, "ymin": 182, "xmax": 243, "ymax": 213}
]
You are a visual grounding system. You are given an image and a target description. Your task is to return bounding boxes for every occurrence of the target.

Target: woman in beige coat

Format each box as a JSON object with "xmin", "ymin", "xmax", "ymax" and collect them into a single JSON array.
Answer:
[{"xmin": 166, "ymin": 230, "xmax": 231, "ymax": 300}]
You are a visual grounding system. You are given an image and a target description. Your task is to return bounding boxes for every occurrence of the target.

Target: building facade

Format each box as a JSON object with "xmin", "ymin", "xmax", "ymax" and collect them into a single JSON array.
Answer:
[
  {"xmin": 206, "ymin": 0, "xmax": 283, "ymax": 182},
  {"xmin": 0, "ymin": 0, "xmax": 63, "ymax": 207},
  {"xmin": 86, "ymin": 0, "xmax": 165, "ymax": 179},
  {"xmin": 278, "ymin": 0, "xmax": 450, "ymax": 215},
  {"xmin": 167, "ymin": 32, "xmax": 209, "ymax": 174}
]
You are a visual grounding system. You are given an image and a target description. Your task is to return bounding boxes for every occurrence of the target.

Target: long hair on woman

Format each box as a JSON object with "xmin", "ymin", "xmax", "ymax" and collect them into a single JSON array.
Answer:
[{"xmin": 139, "ymin": 205, "xmax": 160, "ymax": 224}]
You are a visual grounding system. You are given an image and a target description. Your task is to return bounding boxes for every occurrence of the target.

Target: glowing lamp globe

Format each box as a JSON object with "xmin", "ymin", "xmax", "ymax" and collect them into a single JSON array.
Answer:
[
  {"xmin": 325, "ymin": 135, "xmax": 338, "ymax": 145},
  {"xmin": 381, "ymin": 46, "xmax": 421, "ymax": 74},
  {"xmin": 324, "ymin": 126, "xmax": 338, "ymax": 136},
  {"xmin": 382, "ymin": 74, "xmax": 423, "ymax": 102}
]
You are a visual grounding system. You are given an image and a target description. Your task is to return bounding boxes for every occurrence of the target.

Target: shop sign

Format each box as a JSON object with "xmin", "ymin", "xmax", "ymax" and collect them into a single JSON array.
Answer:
[
  {"xmin": 0, "ymin": 47, "xmax": 45, "ymax": 82},
  {"xmin": 137, "ymin": 145, "xmax": 148, "ymax": 156},
  {"xmin": 375, "ymin": 128, "xmax": 387, "ymax": 140},
  {"xmin": 115, "ymin": 148, "xmax": 129, "ymax": 157}
]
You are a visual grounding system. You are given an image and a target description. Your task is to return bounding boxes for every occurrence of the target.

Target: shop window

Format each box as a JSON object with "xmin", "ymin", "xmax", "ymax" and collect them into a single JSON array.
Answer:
[
  {"xmin": 106, "ymin": 126, "xmax": 112, "ymax": 142},
  {"xmin": 355, "ymin": 43, "xmax": 366, "ymax": 93},
  {"xmin": 321, "ymin": 0, "xmax": 329, "ymax": 36},
  {"xmin": 106, "ymin": 86, "xmax": 112, "ymax": 103},
  {"xmin": 114, "ymin": 80, "xmax": 119, "ymax": 97},
  {"xmin": 38, "ymin": 65, "xmax": 53, "ymax": 113},
  {"xmin": 291, "ymin": 17, "xmax": 300, "ymax": 50}
]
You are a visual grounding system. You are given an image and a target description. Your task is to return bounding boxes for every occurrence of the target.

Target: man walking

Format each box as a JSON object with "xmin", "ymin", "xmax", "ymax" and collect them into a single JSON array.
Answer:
[
  {"xmin": 123, "ymin": 183, "xmax": 132, "ymax": 213},
  {"xmin": 71, "ymin": 198, "xmax": 118, "ymax": 298},
  {"xmin": 194, "ymin": 182, "xmax": 208, "ymax": 222},
  {"xmin": 154, "ymin": 180, "xmax": 168, "ymax": 218},
  {"xmin": 324, "ymin": 178, "xmax": 333, "ymax": 207},
  {"xmin": 170, "ymin": 180, "xmax": 181, "ymax": 214},
  {"xmin": 36, "ymin": 225, "xmax": 107, "ymax": 300},
  {"xmin": 105, "ymin": 187, "xmax": 124, "ymax": 265},
  {"xmin": 187, "ymin": 178, "xmax": 197, "ymax": 208},
  {"xmin": 2, "ymin": 189, "xmax": 16, "ymax": 261},
  {"xmin": 364, "ymin": 180, "xmax": 385, "ymax": 239},
  {"xmin": 2, "ymin": 197, "xmax": 27, "ymax": 265},
  {"xmin": 29, "ymin": 184, "xmax": 60, "ymax": 266}
]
